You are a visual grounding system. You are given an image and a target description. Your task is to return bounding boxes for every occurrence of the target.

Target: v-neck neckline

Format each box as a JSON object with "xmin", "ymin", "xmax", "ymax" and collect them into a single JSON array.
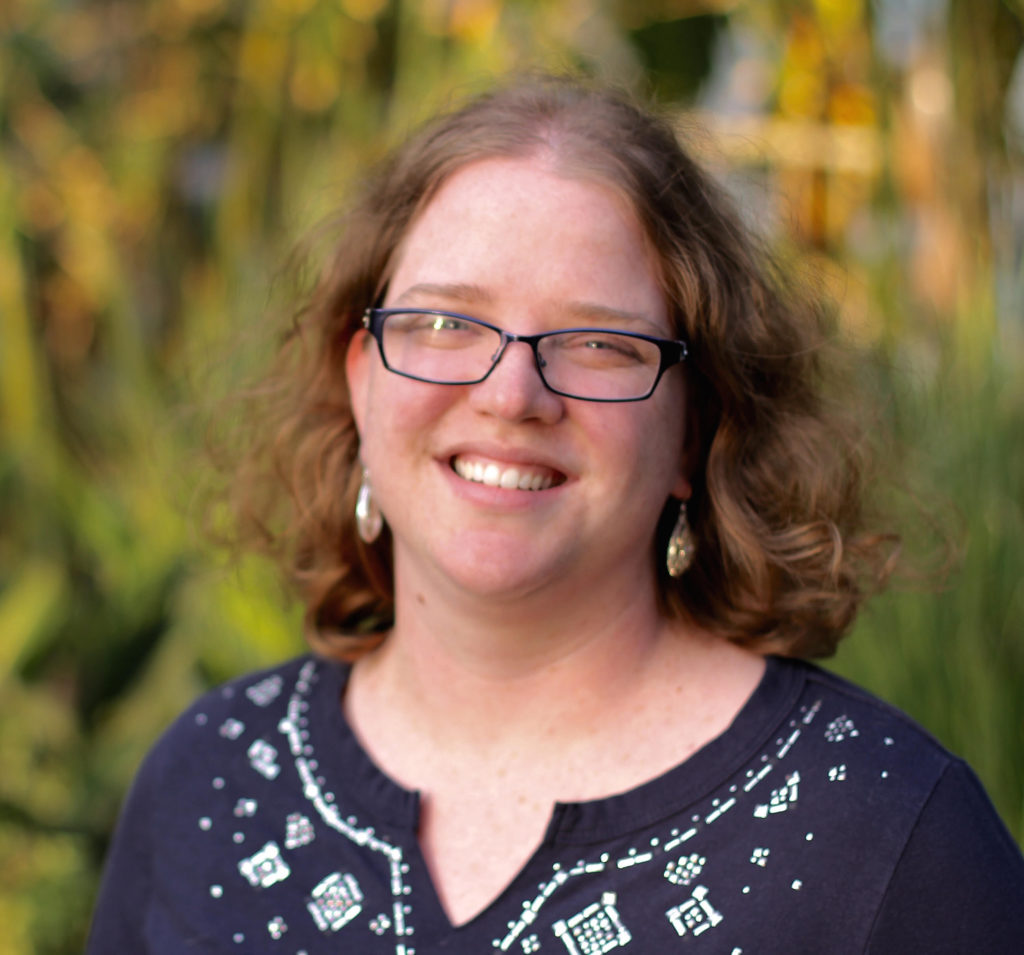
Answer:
[{"xmin": 306, "ymin": 654, "xmax": 803, "ymax": 933}]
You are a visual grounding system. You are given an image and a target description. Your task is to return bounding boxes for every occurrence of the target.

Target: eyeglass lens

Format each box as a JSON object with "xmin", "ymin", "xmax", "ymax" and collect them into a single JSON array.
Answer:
[{"xmin": 379, "ymin": 311, "xmax": 665, "ymax": 400}]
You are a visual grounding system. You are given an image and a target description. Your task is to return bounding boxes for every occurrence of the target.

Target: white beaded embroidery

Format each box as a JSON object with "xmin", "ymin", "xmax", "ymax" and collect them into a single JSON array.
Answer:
[
  {"xmin": 824, "ymin": 715, "xmax": 859, "ymax": 742},
  {"xmin": 666, "ymin": 885, "xmax": 723, "ymax": 938},
  {"xmin": 220, "ymin": 718, "xmax": 245, "ymax": 740},
  {"xmin": 754, "ymin": 772, "xmax": 800, "ymax": 818},
  {"xmin": 279, "ymin": 662, "xmax": 416, "ymax": 946},
  {"xmin": 238, "ymin": 841, "xmax": 291, "ymax": 889},
  {"xmin": 246, "ymin": 674, "xmax": 284, "ymax": 707},
  {"xmin": 553, "ymin": 892, "xmax": 631, "ymax": 954},
  {"xmin": 198, "ymin": 660, "xmax": 896, "ymax": 952},
  {"xmin": 306, "ymin": 872, "xmax": 364, "ymax": 933},
  {"xmin": 663, "ymin": 853, "xmax": 705, "ymax": 885},
  {"xmin": 247, "ymin": 739, "xmax": 281, "ymax": 780},
  {"xmin": 285, "ymin": 812, "xmax": 315, "ymax": 849}
]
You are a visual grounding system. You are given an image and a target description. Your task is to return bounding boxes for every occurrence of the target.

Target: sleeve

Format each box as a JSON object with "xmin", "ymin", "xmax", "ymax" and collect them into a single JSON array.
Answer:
[
  {"xmin": 85, "ymin": 731, "xmax": 167, "ymax": 952},
  {"xmin": 866, "ymin": 758, "xmax": 1024, "ymax": 953}
]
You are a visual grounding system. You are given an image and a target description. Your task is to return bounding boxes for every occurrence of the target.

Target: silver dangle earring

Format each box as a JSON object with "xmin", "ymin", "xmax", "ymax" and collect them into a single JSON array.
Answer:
[
  {"xmin": 355, "ymin": 467, "xmax": 383, "ymax": 543},
  {"xmin": 666, "ymin": 501, "xmax": 696, "ymax": 578}
]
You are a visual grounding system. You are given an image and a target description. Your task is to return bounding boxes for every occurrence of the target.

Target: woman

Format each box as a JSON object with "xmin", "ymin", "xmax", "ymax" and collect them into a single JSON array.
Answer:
[{"xmin": 88, "ymin": 76, "xmax": 1024, "ymax": 952}]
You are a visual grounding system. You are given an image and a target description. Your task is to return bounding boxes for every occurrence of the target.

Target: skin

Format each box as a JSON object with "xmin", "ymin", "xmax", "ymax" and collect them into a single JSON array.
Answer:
[{"xmin": 344, "ymin": 155, "xmax": 764, "ymax": 925}]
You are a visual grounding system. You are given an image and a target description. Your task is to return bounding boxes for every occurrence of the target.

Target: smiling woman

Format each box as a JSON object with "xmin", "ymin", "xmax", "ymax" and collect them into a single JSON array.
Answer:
[
  {"xmin": 87, "ymin": 76, "xmax": 1024, "ymax": 953},
  {"xmin": 347, "ymin": 154, "xmax": 690, "ymax": 611}
]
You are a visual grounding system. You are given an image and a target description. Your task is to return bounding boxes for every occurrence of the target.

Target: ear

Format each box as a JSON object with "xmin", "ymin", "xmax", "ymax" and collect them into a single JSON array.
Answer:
[
  {"xmin": 671, "ymin": 379, "xmax": 701, "ymax": 501},
  {"xmin": 672, "ymin": 465, "xmax": 693, "ymax": 502},
  {"xmin": 346, "ymin": 328, "xmax": 373, "ymax": 437}
]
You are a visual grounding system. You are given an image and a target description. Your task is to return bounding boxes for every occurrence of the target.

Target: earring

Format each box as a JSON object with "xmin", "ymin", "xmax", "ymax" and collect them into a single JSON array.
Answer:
[
  {"xmin": 355, "ymin": 468, "xmax": 383, "ymax": 543},
  {"xmin": 666, "ymin": 501, "xmax": 696, "ymax": 578}
]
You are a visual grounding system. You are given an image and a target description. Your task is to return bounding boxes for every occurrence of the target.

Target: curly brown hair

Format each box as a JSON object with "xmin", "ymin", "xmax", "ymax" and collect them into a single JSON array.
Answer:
[{"xmin": 229, "ymin": 74, "xmax": 898, "ymax": 661}]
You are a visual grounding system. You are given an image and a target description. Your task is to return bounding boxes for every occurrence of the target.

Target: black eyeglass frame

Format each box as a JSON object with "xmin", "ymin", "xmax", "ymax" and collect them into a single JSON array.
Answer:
[{"xmin": 361, "ymin": 307, "xmax": 688, "ymax": 403}]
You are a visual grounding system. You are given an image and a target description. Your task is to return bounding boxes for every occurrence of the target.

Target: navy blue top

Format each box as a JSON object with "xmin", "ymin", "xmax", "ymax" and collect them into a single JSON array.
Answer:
[{"xmin": 88, "ymin": 655, "xmax": 1024, "ymax": 953}]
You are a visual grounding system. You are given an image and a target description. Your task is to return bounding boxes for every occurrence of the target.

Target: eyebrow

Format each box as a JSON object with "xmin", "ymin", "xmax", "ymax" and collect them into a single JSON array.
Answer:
[
  {"xmin": 391, "ymin": 283, "xmax": 661, "ymax": 331},
  {"xmin": 560, "ymin": 302, "xmax": 657, "ymax": 329},
  {"xmin": 392, "ymin": 283, "xmax": 495, "ymax": 307}
]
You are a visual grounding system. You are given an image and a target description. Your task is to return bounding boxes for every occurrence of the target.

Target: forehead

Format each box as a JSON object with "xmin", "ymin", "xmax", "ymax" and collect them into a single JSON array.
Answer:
[{"xmin": 386, "ymin": 156, "xmax": 665, "ymax": 323}]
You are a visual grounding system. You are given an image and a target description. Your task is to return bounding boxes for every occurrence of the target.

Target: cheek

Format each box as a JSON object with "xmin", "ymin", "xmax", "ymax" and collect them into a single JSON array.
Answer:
[
  {"xmin": 358, "ymin": 372, "xmax": 459, "ymax": 457},
  {"xmin": 599, "ymin": 394, "xmax": 687, "ymax": 493},
  {"xmin": 588, "ymin": 413, "xmax": 671, "ymax": 476}
]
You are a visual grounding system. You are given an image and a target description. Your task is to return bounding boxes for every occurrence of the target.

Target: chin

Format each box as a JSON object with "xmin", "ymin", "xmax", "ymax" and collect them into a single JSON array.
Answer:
[
  {"xmin": 431, "ymin": 536, "xmax": 574, "ymax": 602},
  {"xmin": 443, "ymin": 558, "xmax": 555, "ymax": 601}
]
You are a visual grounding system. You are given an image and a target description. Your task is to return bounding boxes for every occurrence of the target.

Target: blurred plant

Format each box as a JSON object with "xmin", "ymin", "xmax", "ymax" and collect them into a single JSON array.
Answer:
[{"xmin": 1, "ymin": 1, "xmax": 1022, "ymax": 951}]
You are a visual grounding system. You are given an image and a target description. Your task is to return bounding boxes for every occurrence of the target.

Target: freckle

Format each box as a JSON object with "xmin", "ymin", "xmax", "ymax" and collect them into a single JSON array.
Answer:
[{"xmin": 416, "ymin": 592, "xmax": 426, "ymax": 604}]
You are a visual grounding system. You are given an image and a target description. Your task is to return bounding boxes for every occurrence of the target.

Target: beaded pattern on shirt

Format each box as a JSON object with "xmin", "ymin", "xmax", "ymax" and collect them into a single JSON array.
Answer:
[
  {"xmin": 488, "ymin": 697, "xmax": 847, "ymax": 952},
  {"xmin": 191, "ymin": 662, "xmax": 897, "ymax": 953},
  {"xmin": 277, "ymin": 660, "xmax": 416, "ymax": 953},
  {"xmin": 195, "ymin": 661, "xmax": 417, "ymax": 955}
]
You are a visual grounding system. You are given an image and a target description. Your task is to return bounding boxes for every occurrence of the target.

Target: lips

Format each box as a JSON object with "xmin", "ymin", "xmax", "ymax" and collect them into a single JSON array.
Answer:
[{"xmin": 451, "ymin": 454, "xmax": 565, "ymax": 491}]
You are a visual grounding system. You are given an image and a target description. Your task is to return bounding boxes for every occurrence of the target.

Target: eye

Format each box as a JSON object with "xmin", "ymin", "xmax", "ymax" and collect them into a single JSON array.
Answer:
[
  {"xmin": 383, "ymin": 311, "xmax": 493, "ymax": 357},
  {"xmin": 388, "ymin": 311, "xmax": 475, "ymax": 333},
  {"xmin": 583, "ymin": 337, "xmax": 642, "ymax": 358},
  {"xmin": 555, "ymin": 331, "xmax": 648, "ymax": 364},
  {"xmin": 427, "ymin": 315, "xmax": 464, "ymax": 331}
]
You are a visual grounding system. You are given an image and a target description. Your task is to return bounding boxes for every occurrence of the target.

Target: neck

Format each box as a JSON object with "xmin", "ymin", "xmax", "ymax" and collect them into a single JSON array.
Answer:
[{"xmin": 348, "ymin": 555, "xmax": 726, "ymax": 750}]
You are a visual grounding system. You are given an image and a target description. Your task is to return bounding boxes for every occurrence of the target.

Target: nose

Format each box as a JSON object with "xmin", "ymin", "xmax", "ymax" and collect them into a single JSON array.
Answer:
[{"xmin": 467, "ymin": 338, "xmax": 564, "ymax": 423}]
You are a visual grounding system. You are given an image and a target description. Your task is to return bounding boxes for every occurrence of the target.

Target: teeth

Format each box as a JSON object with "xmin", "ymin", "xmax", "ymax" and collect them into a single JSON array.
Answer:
[{"xmin": 453, "ymin": 456, "xmax": 557, "ymax": 491}]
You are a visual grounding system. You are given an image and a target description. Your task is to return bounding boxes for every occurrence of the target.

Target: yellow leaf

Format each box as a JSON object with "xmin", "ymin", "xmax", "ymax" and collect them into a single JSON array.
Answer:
[
  {"xmin": 341, "ymin": 0, "xmax": 388, "ymax": 22},
  {"xmin": 0, "ymin": 562, "xmax": 66, "ymax": 682}
]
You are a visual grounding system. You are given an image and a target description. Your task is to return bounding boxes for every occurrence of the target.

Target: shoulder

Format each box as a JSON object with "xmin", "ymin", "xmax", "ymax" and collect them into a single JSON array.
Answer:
[
  {"xmin": 88, "ymin": 655, "xmax": 350, "ymax": 951},
  {"xmin": 774, "ymin": 657, "xmax": 955, "ymax": 780},
  {"xmin": 772, "ymin": 660, "xmax": 1023, "ymax": 928},
  {"xmin": 721, "ymin": 658, "xmax": 1024, "ymax": 947},
  {"xmin": 744, "ymin": 659, "xmax": 974, "ymax": 873},
  {"xmin": 766, "ymin": 658, "xmax": 968, "ymax": 830},
  {"xmin": 862, "ymin": 733, "xmax": 1024, "ymax": 950},
  {"xmin": 135, "ymin": 655, "xmax": 347, "ymax": 802}
]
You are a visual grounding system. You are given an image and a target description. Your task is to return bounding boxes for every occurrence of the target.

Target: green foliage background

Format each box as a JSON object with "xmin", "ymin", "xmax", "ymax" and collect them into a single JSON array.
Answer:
[{"xmin": 1, "ymin": 1, "xmax": 1022, "ymax": 951}]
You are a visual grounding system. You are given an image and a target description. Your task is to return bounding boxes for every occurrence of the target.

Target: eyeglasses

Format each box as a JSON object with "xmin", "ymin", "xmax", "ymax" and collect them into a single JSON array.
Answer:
[{"xmin": 362, "ymin": 308, "xmax": 688, "ymax": 402}]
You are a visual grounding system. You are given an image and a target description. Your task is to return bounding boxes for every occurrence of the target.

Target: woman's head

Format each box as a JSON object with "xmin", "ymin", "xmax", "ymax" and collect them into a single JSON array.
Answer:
[
  {"xmin": 346, "ymin": 154, "xmax": 691, "ymax": 612},
  {"xmin": 233, "ymin": 74, "xmax": 894, "ymax": 658}
]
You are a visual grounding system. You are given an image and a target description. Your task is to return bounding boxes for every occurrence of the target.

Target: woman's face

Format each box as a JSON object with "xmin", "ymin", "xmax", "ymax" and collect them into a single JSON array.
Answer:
[{"xmin": 346, "ymin": 155, "xmax": 691, "ymax": 606}]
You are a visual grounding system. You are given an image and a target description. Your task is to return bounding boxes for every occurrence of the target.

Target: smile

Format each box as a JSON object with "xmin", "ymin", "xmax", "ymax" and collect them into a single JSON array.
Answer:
[{"xmin": 451, "ymin": 455, "xmax": 564, "ymax": 491}]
